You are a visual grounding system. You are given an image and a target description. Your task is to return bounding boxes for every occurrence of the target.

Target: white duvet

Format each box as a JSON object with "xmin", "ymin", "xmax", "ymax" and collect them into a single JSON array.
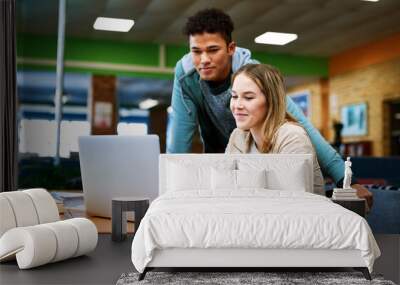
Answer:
[{"xmin": 131, "ymin": 190, "xmax": 380, "ymax": 273}]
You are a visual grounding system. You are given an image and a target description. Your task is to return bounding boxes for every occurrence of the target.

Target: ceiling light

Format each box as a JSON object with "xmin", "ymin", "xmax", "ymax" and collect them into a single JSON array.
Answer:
[
  {"xmin": 139, "ymin": 99, "xmax": 158, "ymax": 110},
  {"xmin": 255, "ymin": 32, "xmax": 298, "ymax": 45},
  {"xmin": 93, "ymin": 17, "xmax": 134, "ymax": 32},
  {"xmin": 361, "ymin": 0, "xmax": 379, "ymax": 2}
]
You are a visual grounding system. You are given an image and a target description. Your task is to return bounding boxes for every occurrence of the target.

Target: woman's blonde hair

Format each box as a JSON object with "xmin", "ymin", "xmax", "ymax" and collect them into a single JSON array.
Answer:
[{"xmin": 232, "ymin": 63, "xmax": 296, "ymax": 153}]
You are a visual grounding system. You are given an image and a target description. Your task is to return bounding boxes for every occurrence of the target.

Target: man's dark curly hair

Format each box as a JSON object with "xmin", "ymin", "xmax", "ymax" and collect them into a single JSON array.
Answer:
[{"xmin": 183, "ymin": 8, "xmax": 234, "ymax": 44}]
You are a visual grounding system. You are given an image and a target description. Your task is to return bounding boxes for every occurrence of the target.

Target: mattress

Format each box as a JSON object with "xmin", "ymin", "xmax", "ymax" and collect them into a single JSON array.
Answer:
[{"xmin": 131, "ymin": 190, "xmax": 380, "ymax": 273}]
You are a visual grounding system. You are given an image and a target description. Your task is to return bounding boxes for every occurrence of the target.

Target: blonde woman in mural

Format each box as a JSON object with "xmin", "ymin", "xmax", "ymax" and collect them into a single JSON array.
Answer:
[{"xmin": 225, "ymin": 64, "xmax": 324, "ymax": 194}]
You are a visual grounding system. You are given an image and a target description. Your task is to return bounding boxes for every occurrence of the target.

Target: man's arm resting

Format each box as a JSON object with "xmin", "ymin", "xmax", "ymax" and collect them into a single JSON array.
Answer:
[
  {"xmin": 286, "ymin": 96, "xmax": 345, "ymax": 183},
  {"xmin": 286, "ymin": 96, "xmax": 374, "ymax": 207}
]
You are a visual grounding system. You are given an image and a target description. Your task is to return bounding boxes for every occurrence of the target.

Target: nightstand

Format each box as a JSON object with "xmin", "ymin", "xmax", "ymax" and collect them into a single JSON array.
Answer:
[
  {"xmin": 332, "ymin": 198, "xmax": 366, "ymax": 217},
  {"xmin": 112, "ymin": 197, "xmax": 149, "ymax": 242}
]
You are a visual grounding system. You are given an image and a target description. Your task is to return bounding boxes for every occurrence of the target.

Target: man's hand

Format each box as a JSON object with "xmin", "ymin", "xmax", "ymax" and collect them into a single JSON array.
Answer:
[{"xmin": 352, "ymin": 183, "xmax": 373, "ymax": 209}]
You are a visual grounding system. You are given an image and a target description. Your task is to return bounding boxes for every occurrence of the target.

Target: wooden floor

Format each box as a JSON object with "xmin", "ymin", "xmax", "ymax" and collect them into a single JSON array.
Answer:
[
  {"xmin": 60, "ymin": 208, "xmax": 135, "ymax": 234},
  {"xmin": 0, "ymin": 234, "xmax": 134, "ymax": 285},
  {"xmin": 53, "ymin": 190, "xmax": 135, "ymax": 234}
]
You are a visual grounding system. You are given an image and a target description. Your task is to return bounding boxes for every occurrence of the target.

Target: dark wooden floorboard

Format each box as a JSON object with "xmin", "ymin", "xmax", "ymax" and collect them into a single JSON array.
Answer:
[{"xmin": 0, "ymin": 234, "xmax": 134, "ymax": 285}]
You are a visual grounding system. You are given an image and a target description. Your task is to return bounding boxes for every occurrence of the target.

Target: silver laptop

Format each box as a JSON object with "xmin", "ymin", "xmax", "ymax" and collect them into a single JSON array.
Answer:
[{"xmin": 78, "ymin": 135, "xmax": 160, "ymax": 218}]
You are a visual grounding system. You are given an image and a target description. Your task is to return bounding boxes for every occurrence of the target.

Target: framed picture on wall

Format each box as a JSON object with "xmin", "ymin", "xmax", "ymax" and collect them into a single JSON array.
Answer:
[
  {"xmin": 289, "ymin": 90, "xmax": 311, "ymax": 119},
  {"xmin": 341, "ymin": 102, "xmax": 368, "ymax": 136}
]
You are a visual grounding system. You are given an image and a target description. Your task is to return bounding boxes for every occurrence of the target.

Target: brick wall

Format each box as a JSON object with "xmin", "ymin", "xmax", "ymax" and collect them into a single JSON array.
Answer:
[
  {"xmin": 329, "ymin": 58, "xmax": 400, "ymax": 156},
  {"xmin": 287, "ymin": 57, "xmax": 400, "ymax": 156},
  {"xmin": 287, "ymin": 81, "xmax": 324, "ymax": 134}
]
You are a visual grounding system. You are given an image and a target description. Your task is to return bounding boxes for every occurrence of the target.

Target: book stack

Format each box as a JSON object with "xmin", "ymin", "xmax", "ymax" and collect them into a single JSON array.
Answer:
[
  {"xmin": 54, "ymin": 198, "xmax": 65, "ymax": 214},
  {"xmin": 332, "ymin": 188, "xmax": 358, "ymax": 200}
]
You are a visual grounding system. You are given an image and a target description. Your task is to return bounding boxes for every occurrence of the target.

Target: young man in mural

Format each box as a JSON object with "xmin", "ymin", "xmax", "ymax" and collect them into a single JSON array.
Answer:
[{"xmin": 166, "ymin": 8, "xmax": 373, "ymax": 206}]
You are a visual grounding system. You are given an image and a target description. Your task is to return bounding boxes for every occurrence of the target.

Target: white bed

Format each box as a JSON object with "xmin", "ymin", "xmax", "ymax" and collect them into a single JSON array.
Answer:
[{"xmin": 131, "ymin": 154, "xmax": 380, "ymax": 280}]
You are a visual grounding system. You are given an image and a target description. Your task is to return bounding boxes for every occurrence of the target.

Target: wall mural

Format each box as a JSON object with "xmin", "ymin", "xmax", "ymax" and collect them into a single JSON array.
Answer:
[
  {"xmin": 341, "ymin": 103, "xmax": 368, "ymax": 137},
  {"xmin": 16, "ymin": 70, "xmax": 173, "ymax": 157},
  {"xmin": 289, "ymin": 90, "xmax": 311, "ymax": 119}
]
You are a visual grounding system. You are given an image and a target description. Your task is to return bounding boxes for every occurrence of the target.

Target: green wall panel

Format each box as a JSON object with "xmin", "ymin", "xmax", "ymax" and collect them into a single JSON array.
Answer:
[
  {"xmin": 65, "ymin": 38, "xmax": 159, "ymax": 66},
  {"xmin": 252, "ymin": 51, "xmax": 328, "ymax": 77},
  {"xmin": 17, "ymin": 34, "xmax": 328, "ymax": 78},
  {"xmin": 18, "ymin": 34, "xmax": 58, "ymax": 59},
  {"xmin": 166, "ymin": 44, "xmax": 188, "ymax": 67},
  {"xmin": 18, "ymin": 34, "xmax": 159, "ymax": 66}
]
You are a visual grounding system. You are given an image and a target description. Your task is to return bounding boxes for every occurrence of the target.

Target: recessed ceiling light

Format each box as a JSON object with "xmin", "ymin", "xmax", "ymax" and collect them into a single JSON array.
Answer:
[
  {"xmin": 255, "ymin": 32, "xmax": 298, "ymax": 45},
  {"xmin": 139, "ymin": 99, "xmax": 158, "ymax": 110},
  {"xmin": 93, "ymin": 17, "xmax": 134, "ymax": 32},
  {"xmin": 361, "ymin": 0, "xmax": 379, "ymax": 2}
]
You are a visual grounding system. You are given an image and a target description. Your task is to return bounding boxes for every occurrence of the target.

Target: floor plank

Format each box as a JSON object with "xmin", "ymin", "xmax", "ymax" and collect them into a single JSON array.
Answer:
[
  {"xmin": 0, "ymin": 234, "xmax": 134, "ymax": 285},
  {"xmin": 60, "ymin": 208, "xmax": 135, "ymax": 234}
]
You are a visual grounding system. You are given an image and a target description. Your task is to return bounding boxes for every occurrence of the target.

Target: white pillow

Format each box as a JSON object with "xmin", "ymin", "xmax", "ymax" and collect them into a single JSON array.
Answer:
[
  {"xmin": 238, "ymin": 158, "xmax": 308, "ymax": 191},
  {"xmin": 211, "ymin": 168, "xmax": 236, "ymax": 190},
  {"xmin": 236, "ymin": 169, "xmax": 267, "ymax": 189},
  {"xmin": 266, "ymin": 168, "xmax": 307, "ymax": 192},
  {"xmin": 168, "ymin": 162, "xmax": 209, "ymax": 191},
  {"xmin": 167, "ymin": 159, "xmax": 235, "ymax": 191},
  {"xmin": 211, "ymin": 168, "xmax": 267, "ymax": 190}
]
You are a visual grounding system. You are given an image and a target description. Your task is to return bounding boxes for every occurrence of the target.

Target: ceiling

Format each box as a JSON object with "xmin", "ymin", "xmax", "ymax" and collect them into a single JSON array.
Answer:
[{"xmin": 17, "ymin": 0, "xmax": 400, "ymax": 57}]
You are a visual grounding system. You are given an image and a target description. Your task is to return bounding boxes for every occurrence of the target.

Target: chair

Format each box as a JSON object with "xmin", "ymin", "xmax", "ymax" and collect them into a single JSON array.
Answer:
[{"xmin": 0, "ymin": 188, "xmax": 98, "ymax": 269}]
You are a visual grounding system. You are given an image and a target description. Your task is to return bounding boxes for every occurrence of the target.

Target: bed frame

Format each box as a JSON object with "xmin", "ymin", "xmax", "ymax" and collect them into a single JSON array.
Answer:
[
  {"xmin": 139, "ymin": 248, "xmax": 371, "ymax": 280},
  {"xmin": 137, "ymin": 154, "xmax": 372, "ymax": 281}
]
